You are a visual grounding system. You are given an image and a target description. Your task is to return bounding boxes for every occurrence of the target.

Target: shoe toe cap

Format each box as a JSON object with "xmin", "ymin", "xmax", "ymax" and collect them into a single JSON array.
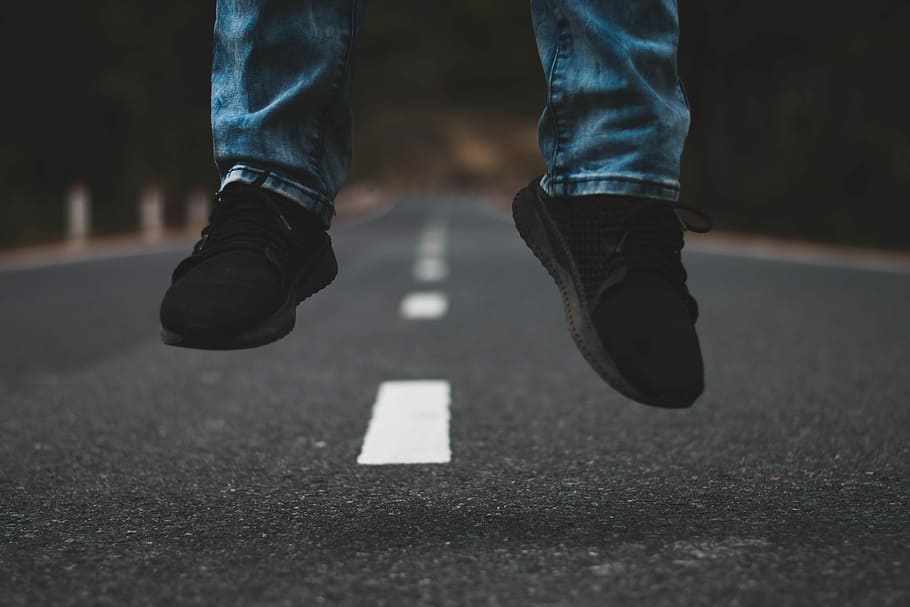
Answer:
[
  {"xmin": 592, "ymin": 273, "xmax": 705, "ymax": 408},
  {"xmin": 160, "ymin": 255, "xmax": 282, "ymax": 339},
  {"xmin": 161, "ymin": 282, "xmax": 276, "ymax": 339}
]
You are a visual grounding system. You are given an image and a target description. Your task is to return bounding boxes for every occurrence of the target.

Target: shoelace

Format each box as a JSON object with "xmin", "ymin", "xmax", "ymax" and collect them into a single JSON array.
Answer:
[
  {"xmin": 596, "ymin": 200, "xmax": 713, "ymax": 307},
  {"xmin": 192, "ymin": 188, "xmax": 295, "ymax": 262}
]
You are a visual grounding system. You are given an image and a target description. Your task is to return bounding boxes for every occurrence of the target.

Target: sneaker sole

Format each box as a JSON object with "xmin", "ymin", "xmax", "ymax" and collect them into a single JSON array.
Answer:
[
  {"xmin": 160, "ymin": 245, "xmax": 339, "ymax": 350},
  {"xmin": 512, "ymin": 186, "xmax": 651, "ymax": 405}
]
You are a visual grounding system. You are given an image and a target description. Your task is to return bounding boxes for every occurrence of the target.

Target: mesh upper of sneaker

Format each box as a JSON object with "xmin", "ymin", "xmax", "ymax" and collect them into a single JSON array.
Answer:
[
  {"xmin": 173, "ymin": 184, "xmax": 324, "ymax": 286},
  {"xmin": 541, "ymin": 188, "xmax": 710, "ymax": 322}
]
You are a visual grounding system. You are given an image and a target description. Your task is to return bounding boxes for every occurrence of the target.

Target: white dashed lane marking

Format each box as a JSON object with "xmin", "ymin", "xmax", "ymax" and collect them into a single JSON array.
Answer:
[
  {"xmin": 412, "ymin": 222, "xmax": 448, "ymax": 282},
  {"xmin": 357, "ymin": 380, "xmax": 452, "ymax": 465},
  {"xmin": 416, "ymin": 223, "xmax": 446, "ymax": 257},
  {"xmin": 413, "ymin": 257, "xmax": 448, "ymax": 282},
  {"xmin": 399, "ymin": 291, "xmax": 448, "ymax": 319},
  {"xmin": 403, "ymin": 220, "xmax": 450, "ymax": 318},
  {"xmin": 371, "ymin": 219, "xmax": 452, "ymax": 465}
]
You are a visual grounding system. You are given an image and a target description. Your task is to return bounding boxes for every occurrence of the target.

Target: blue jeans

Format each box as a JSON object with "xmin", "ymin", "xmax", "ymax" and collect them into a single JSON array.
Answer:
[{"xmin": 213, "ymin": 1, "xmax": 689, "ymax": 226}]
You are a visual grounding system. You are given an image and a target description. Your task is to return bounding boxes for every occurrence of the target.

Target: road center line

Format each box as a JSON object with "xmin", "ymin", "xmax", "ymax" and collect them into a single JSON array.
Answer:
[
  {"xmin": 400, "ymin": 291, "xmax": 448, "ymax": 319},
  {"xmin": 413, "ymin": 257, "xmax": 448, "ymax": 282},
  {"xmin": 417, "ymin": 223, "xmax": 447, "ymax": 259},
  {"xmin": 357, "ymin": 380, "xmax": 451, "ymax": 465},
  {"xmin": 412, "ymin": 222, "xmax": 448, "ymax": 282}
]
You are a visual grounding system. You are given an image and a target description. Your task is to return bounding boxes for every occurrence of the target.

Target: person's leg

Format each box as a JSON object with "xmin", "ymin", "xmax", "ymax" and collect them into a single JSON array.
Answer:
[
  {"xmin": 213, "ymin": 0, "xmax": 366, "ymax": 227},
  {"xmin": 160, "ymin": 0, "xmax": 365, "ymax": 349},
  {"xmin": 515, "ymin": 0, "xmax": 710, "ymax": 408},
  {"xmin": 530, "ymin": 0, "xmax": 689, "ymax": 202}
]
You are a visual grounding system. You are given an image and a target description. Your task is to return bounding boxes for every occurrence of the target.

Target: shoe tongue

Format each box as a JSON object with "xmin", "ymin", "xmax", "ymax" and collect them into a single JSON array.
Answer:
[
  {"xmin": 220, "ymin": 184, "xmax": 326, "ymax": 235},
  {"xmin": 272, "ymin": 196, "xmax": 326, "ymax": 235},
  {"xmin": 544, "ymin": 192, "xmax": 637, "ymax": 227},
  {"xmin": 220, "ymin": 183, "xmax": 270, "ymax": 204}
]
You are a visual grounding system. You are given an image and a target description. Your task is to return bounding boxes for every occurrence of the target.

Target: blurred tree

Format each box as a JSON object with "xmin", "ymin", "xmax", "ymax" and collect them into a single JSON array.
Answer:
[
  {"xmin": 0, "ymin": 1, "xmax": 215, "ymax": 243},
  {"xmin": 1, "ymin": 1, "xmax": 907, "ymax": 248},
  {"xmin": 678, "ymin": 1, "xmax": 910, "ymax": 246}
]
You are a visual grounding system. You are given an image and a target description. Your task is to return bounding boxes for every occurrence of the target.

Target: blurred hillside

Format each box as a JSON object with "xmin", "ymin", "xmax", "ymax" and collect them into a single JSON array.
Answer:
[{"xmin": 1, "ymin": 2, "xmax": 908, "ymax": 249}]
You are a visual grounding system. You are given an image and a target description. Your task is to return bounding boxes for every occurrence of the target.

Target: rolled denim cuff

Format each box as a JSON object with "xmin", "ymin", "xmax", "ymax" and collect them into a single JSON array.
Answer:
[
  {"xmin": 222, "ymin": 164, "xmax": 335, "ymax": 227},
  {"xmin": 540, "ymin": 173, "xmax": 681, "ymax": 202}
]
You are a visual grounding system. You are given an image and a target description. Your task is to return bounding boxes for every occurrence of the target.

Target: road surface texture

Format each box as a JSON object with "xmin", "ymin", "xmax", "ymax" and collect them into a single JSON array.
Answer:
[{"xmin": 2, "ymin": 197, "xmax": 909, "ymax": 606}]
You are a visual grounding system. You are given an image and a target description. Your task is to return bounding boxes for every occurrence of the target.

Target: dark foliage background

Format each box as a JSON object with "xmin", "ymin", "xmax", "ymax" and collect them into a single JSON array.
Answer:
[{"xmin": 2, "ymin": 2, "xmax": 908, "ymax": 248}]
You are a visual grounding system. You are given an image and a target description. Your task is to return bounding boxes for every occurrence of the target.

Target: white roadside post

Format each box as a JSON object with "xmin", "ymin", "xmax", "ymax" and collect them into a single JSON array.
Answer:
[
  {"xmin": 185, "ymin": 188, "xmax": 210, "ymax": 234},
  {"xmin": 140, "ymin": 186, "xmax": 165, "ymax": 241},
  {"xmin": 66, "ymin": 183, "xmax": 91, "ymax": 244}
]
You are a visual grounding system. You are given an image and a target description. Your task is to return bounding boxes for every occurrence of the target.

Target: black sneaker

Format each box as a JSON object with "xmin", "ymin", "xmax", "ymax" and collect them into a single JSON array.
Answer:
[
  {"xmin": 160, "ymin": 184, "xmax": 337, "ymax": 349},
  {"xmin": 512, "ymin": 178, "xmax": 712, "ymax": 408}
]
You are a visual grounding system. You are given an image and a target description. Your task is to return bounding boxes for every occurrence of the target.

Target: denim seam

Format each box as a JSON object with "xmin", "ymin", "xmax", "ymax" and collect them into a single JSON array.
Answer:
[
  {"xmin": 545, "ymin": 7, "xmax": 569, "ymax": 182},
  {"xmin": 672, "ymin": 8, "xmax": 690, "ymax": 112},
  {"xmin": 545, "ymin": 174, "xmax": 681, "ymax": 201},
  {"xmin": 550, "ymin": 174, "xmax": 680, "ymax": 187},
  {"xmin": 310, "ymin": 0, "xmax": 358, "ymax": 208},
  {"xmin": 223, "ymin": 164, "xmax": 334, "ymax": 223}
]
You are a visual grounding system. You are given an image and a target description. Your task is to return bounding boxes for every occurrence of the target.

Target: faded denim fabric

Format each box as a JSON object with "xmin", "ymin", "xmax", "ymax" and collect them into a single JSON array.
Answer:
[
  {"xmin": 212, "ymin": 0, "xmax": 366, "ymax": 225},
  {"xmin": 531, "ymin": 0, "xmax": 689, "ymax": 201},
  {"xmin": 212, "ymin": 1, "xmax": 688, "ymax": 226}
]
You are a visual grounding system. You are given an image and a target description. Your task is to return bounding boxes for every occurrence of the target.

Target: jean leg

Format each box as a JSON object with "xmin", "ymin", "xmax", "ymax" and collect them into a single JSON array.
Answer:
[
  {"xmin": 212, "ymin": 0, "xmax": 365, "ymax": 226},
  {"xmin": 530, "ymin": 0, "xmax": 689, "ymax": 201}
]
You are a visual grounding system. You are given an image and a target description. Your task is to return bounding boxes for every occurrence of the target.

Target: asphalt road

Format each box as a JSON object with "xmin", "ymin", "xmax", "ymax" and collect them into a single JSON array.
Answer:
[{"xmin": 1, "ymin": 197, "xmax": 909, "ymax": 606}]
